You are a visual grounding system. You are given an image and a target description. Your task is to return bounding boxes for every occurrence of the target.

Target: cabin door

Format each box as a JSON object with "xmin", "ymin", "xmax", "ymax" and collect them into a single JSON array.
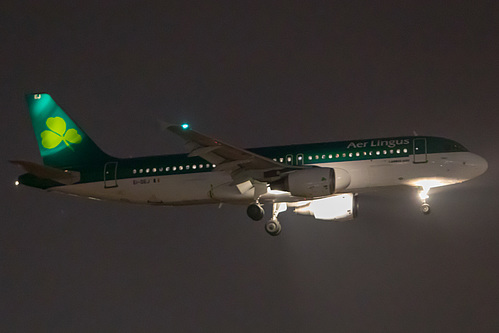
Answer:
[
  {"xmin": 104, "ymin": 162, "xmax": 118, "ymax": 188},
  {"xmin": 413, "ymin": 138, "xmax": 427, "ymax": 163}
]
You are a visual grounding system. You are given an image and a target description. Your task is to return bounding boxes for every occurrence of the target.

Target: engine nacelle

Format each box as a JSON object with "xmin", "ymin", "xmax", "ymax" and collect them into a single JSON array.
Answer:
[
  {"xmin": 271, "ymin": 168, "xmax": 350, "ymax": 199},
  {"xmin": 293, "ymin": 193, "xmax": 358, "ymax": 221}
]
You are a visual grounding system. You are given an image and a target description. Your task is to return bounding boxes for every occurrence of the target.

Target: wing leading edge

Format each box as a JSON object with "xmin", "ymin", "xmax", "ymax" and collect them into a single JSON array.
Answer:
[{"xmin": 164, "ymin": 123, "xmax": 304, "ymax": 181}]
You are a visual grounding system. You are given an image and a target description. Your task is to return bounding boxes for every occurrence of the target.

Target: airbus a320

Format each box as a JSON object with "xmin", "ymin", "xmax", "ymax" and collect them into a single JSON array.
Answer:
[{"xmin": 13, "ymin": 93, "xmax": 488, "ymax": 236}]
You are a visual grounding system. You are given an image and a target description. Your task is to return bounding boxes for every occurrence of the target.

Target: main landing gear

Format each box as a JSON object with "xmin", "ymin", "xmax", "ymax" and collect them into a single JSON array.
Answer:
[
  {"xmin": 247, "ymin": 202, "xmax": 287, "ymax": 236},
  {"xmin": 418, "ymin": 186, "xmax": 431, "ymax": 215},
  {"xmin": 265, "ymin": 219, "xmax": 281, "ymax": 236},
  {"xmin": 265, "ymin": 203, "xmax": 287, "ymax": 236},
  {"xmin": 247, "ymin": 203, "xmax": 265, "ymax": 221}
]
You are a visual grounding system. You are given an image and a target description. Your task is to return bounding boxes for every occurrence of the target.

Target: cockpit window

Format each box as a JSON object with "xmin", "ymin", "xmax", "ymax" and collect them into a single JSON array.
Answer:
[{"xmin": 444, "ymin": 142, "xmax": 468, "ymax": 152}]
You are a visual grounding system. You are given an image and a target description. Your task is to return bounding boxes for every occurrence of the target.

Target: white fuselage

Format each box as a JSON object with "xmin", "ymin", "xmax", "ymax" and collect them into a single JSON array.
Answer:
[{"xmin": 52, "ymin": 151, "xmax": 487, "ymax": 206}]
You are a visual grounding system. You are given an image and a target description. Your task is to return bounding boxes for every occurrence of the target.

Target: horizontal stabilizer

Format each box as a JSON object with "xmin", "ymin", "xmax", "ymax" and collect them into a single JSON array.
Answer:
[{"xmin": 11, "ymin": 160, "xmax": 80, "ymax": 185}]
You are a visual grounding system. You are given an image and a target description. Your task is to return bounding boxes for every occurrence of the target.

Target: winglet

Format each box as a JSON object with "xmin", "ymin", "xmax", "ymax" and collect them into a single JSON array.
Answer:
[{"xmin": 158, "ymin": 120, "xmax": 191, "ymax": 132}]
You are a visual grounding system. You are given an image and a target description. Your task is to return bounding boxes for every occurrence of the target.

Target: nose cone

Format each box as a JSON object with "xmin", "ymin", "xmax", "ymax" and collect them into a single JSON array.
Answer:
[{"xmin": 467, "ymin": 153, "xmax": 488, "ymax": 179}]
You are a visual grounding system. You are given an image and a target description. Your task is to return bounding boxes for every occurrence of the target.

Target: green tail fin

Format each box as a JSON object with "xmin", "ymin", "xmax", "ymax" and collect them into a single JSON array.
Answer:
[{"xmin": 26, "ymin": 93, "xmax": 111, "ymax": 168}]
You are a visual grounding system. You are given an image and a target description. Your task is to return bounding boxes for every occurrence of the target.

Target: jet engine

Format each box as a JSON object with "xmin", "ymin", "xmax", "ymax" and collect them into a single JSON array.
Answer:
[
  {"xmin": 271, "ymin": 168, "xmax": 351, "ymax": 198},
  {"xmin": 293, "ymin": 193, "xmax": 358, "ymax": 221}
]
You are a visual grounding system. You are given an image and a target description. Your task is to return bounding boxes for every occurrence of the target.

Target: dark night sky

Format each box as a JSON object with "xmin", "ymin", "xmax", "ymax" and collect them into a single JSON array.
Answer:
[{"xmin": 2, "ymin": 1, "xmax": 499, "ymax": 331}]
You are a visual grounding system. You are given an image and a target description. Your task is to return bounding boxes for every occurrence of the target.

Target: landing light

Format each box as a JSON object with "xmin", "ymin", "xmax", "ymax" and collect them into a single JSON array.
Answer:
[
  {"xmin": 413, "ymin": 179, "xmax": 447, "ymax": 189},
  {"xmin": 181, "ymin": 123, "xmax": 189, "ymax": 130},
  {"xmin": 15, "ymin": 180, "xmax": 19, "ymax": 186},
  {"xmin": 412, "ymin": 179, "xmax": 447, "ymax": 200}
]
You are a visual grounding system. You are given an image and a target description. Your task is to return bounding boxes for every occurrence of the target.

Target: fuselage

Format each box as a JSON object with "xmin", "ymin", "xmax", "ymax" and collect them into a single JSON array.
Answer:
[{"xmin": 19, "ymin": 136, "xmax": 488, "ymax": 205}]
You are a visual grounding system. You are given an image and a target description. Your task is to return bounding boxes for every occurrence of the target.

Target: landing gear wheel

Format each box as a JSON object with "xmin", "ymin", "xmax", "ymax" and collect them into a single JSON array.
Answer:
[
  {"xmin": 421, "ymin": 203, "xmax": 431, "ymax": 215},
  {"xmin": 265, "ymin": 220, "xmax": 282, "ymax": 236},
  {"xmin": 247, "ymin": 203, "xmax": 265, "ymax": 221}
]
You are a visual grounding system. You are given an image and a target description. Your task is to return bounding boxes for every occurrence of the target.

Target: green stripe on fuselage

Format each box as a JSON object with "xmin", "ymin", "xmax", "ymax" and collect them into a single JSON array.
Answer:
[{"xmin": 23, "ymin": 136, "xmax": 468, "ymax": 189}]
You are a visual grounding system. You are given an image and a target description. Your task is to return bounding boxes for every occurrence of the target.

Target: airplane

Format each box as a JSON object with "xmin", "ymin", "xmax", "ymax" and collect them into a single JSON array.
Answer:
[{"xmin": 13, "ymin": 93, "xmax": 488, "ymax": 236}]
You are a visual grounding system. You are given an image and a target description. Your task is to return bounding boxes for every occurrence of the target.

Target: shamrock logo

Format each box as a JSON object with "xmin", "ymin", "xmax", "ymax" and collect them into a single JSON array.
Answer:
[{"xmin": 41, "ymin": 117, "xmax": 82, "ymax": 151}]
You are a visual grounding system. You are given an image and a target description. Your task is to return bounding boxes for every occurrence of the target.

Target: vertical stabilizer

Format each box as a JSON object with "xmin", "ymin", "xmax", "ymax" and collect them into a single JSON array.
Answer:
[{"xmin": 26, "ymin": 93, "xmax": 111, "ymax": 168}]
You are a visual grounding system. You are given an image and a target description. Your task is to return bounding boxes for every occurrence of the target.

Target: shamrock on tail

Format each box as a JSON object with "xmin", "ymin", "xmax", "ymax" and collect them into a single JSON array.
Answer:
[{"xmin": 41, "ymin": 117, "xmax": 82, "ymax": 151}]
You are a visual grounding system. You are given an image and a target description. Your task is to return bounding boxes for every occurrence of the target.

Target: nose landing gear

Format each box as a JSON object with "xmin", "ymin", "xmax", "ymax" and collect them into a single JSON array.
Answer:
[
  {"xmin": 418, "ymin": 186, "xmax": 431, "ymax": 215},
  {"xmin": 421, "ymin": 202, "xmax": 431, "ymax": 215}
]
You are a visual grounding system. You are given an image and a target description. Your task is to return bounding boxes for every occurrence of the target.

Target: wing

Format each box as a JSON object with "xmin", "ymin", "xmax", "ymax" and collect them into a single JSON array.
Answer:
[{"xmin": 163, "ymin": 123, "xmax": 302, "ymax": 182}]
